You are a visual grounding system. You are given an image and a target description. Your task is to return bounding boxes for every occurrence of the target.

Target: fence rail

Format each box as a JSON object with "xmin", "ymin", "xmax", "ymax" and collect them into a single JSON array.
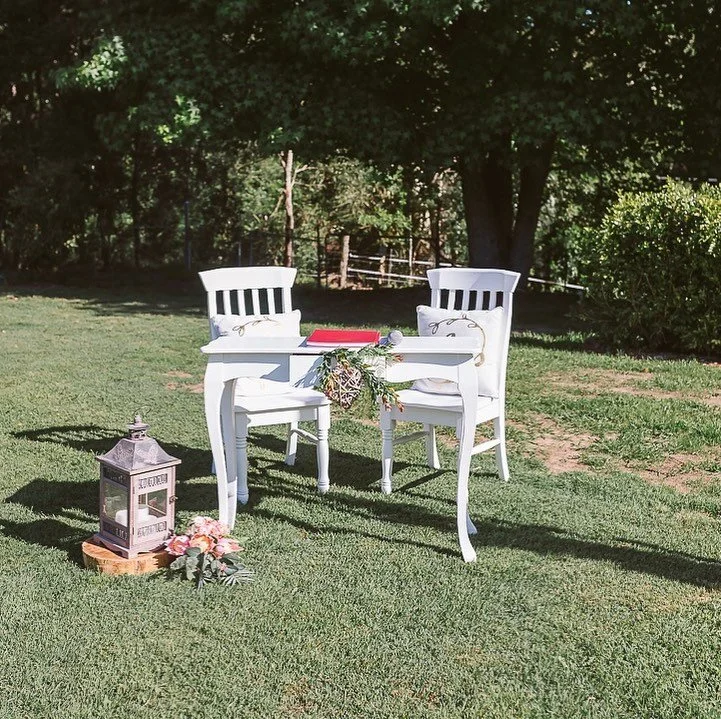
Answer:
[{"xmin": 343, "ymin": 252, "xmax": 586, "ymax": 292}]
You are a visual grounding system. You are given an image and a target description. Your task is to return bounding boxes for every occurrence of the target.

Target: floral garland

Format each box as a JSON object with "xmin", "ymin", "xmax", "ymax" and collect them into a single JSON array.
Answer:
[
  {"xmin": 165, "ymin": 516, "xmax": 253, "ymax": 589},
  {"xmin": 314, "ymin": 344, "xmax": 402, "ymax": 410}
]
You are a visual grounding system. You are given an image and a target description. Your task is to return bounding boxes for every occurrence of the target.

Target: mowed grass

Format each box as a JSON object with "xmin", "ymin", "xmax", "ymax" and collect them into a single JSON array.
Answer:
[{"xmin": 2, "ymin": 280, "xmax": 721, "ymax": 719}]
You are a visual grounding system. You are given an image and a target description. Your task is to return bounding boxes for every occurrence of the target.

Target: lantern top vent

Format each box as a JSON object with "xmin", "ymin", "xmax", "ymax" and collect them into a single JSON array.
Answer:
[{"xmin": 96, "ymin": 415, "xmax": 180, "ymax": 472}]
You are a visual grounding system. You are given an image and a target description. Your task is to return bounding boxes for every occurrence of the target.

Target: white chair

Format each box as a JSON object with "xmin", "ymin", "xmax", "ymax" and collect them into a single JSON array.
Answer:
[
  {"xmin": 199, "ymin": 267, "xmax": 331, "ymax": 517},
  {"xmin": 379, "ymin": 268, "xmax": 520, "ymax": 558}
]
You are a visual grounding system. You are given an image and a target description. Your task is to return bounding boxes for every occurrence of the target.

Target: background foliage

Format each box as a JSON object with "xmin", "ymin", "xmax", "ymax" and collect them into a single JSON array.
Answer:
[
  {"xmin": 583, "ymin": 181, "xmax": 721, "ymax": 354},
  {"xmin": 1, "ymin": 0, "xmax": 715, "ymax": 289}
]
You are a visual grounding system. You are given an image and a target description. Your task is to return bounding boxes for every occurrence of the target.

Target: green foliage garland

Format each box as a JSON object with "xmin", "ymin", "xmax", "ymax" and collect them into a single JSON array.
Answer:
[{"xmin": 314, "ymin": 345, "xmax": 402, "ymax": 410}]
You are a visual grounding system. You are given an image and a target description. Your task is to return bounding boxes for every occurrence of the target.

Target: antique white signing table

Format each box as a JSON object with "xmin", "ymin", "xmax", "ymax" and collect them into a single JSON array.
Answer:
[{"xmin": 201, "ymin": 335, "xmax": 483, "ymax": 561}]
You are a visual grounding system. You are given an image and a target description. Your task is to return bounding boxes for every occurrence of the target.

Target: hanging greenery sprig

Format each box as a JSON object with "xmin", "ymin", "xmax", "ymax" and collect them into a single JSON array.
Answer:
[{"xmin": 314, "ymin": 345, "xmax": 403, "ymax": 410}]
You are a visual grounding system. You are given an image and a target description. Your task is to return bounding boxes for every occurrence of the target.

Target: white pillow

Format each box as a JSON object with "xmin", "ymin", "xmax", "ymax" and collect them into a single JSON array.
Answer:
[
  {"xmin": 210, "ymin": 310, "xmax": 301, "ymax": 397},
  {"xmin": 210, "ymin": 309, "xmax": 301, "ymax": 339},
  {"xmin": 413, "ymin": 305, "xmax": 505, "ymax": 398},
  {"xmin": 234, "ymin": 377, "xmax": 292, "ymax": 398}
]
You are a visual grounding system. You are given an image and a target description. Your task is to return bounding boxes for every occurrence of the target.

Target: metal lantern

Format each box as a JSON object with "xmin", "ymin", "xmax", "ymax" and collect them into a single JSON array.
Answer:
[{"xmin": 95, "ymin": 416, "xmax": 180, "ymax": 558}]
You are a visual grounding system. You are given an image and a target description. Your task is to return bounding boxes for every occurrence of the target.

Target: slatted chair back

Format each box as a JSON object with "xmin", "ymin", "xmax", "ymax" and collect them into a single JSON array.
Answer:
[
  {"xmin": 427, "ymin": 268, "xmax": 520, "ymax": 392},
  {"xmin": 428, "ymin": 267, "xmax": 520, "ymax": 312},
  {"xmin": 199, "ymin": 267, "xmax": 297, "ymax": 339}
]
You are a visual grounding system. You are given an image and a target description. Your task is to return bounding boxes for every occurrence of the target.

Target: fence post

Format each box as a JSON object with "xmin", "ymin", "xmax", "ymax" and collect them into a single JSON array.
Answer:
[
  {"xmin": 316, "ymin": 226, "xmax": 322, "ymax": 289},
  {"xmin": 183, "ymin": 200, "xmax": 191, "ymax": 271},
  {"xmin": 340, "ymin": 234, "xmax": 350, "ymax": 289},
  {"xmin": 408, "ymin": 233, "xmax": 413, "ymax": 286}
]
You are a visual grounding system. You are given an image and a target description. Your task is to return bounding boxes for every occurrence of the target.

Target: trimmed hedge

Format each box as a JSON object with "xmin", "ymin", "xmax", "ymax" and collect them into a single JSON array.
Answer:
[{"xmin": 584, "ymin": 181, "xmax": 721, "ymax": 355}]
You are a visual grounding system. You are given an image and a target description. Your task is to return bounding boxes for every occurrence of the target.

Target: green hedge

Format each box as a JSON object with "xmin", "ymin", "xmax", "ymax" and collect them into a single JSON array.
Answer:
[{"xmin": 584, "ymin": 180, "xmax": 721, "ymax": 355}]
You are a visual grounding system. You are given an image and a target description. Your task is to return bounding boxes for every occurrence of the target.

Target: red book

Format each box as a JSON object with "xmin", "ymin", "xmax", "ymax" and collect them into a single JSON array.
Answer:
[{"xmin": 306, "ymin": 328, "xmax": 381, "ymax": 347}]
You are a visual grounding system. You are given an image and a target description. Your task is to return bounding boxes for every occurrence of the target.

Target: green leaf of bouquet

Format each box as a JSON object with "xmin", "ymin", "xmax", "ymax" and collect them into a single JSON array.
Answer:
[{"xmin": 169, "ymin": 556, "xmax": 186, "ymax": 571}]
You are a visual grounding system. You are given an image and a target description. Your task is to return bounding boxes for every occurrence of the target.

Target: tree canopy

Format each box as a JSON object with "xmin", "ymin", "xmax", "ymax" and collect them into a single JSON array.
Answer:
[{"xmin": 0, "ymin": 1, "xmax": 711, "ymax": 279}]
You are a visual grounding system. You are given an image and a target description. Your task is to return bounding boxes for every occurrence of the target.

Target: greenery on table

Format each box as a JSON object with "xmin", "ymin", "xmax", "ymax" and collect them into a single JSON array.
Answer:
[
  {"xmin": 2, "ymin": 281, "xmax": 721, "ymax": 718},
  {"xmin": 314, "ymin": 344, "xmax": 401, "ymax": 410}
]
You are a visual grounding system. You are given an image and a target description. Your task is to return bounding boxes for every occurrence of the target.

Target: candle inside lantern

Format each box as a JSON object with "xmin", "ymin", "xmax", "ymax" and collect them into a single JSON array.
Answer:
[
  {"xmin": 115, "ymin": 509, "xmax": 128, "ymax": 526},
  {"xmin": 137, "ymin": 506, "xmax": 150, "ymax": 522}
]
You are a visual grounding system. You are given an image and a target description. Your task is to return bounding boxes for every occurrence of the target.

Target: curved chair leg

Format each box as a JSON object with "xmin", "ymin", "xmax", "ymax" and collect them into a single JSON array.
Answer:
[
  {"xmin": 235, "ymin": 414, "xmax": 250, "ymax": 513},
  {"xmin": 316, "ymin": 405, "xmax": 331, "ymax": 494},
  {"xmin": 425, "ymin": 424, "xmax": 440, "ymax": 469},
  {"xmin": 466, "ymin": 512, "xmax": 478, "ymax": 535},
  {"xmin": 285, "ymin": 421, "xmax": 299, "ymax": 466},
  {"xmin": 380, "ymin": 408, "xmax": 395, "ymax": 494},
  {"xmin": 493, "ymin": 415, "xmax": 510, "ymax": 481}
]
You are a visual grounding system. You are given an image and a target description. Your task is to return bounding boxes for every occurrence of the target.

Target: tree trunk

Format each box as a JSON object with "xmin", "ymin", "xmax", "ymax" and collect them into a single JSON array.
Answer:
[
  {"xmin": 339, "ymin": 234, "xmax": 350, "ymax": 288},
  {"xmin": 282, "ymin": 149, "xmax": 294, "ymax": 268},
  {"xmin": 130, "ymin": 136, "xmax": 141, "ymax": 270},
  {"xmin": 460, "ymin": 155, "xmax": 510, "ymax": 268},
  {"xmin": 460, "ymin": 138, "xmax": 554, "ymax": 284},
  {"xmin": 510, "ymin": 138, "xmax": 555, "ymax": 286}
]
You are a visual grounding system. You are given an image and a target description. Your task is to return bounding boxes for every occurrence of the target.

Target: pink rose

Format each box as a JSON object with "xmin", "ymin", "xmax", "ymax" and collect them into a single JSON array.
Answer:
[
  {"xmin": 212, "ymin": 538, "xmax": 239, "ymax": 557},
  {"xmin": 190, "ymin": 516, "xmax": 228, "ymax": 538},
  {"xmin": 165, "ymin": 534, "xmax": 191, "ymax": 556},
  {"xmin": 189, "ymin": 534, "xmax": 214, "ymax": 553}
]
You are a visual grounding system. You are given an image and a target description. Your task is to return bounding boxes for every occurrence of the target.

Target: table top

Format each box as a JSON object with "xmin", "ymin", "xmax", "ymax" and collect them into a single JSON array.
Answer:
[{"xmin": 201, "ymin": 335, "xmax": 483, "ymax": 356}]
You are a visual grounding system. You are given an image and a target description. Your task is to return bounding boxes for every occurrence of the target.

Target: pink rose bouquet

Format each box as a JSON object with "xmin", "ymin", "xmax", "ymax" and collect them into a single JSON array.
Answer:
[{"xmin": 165, "ymin": 515, "xmax": 252, "ymax": 589}]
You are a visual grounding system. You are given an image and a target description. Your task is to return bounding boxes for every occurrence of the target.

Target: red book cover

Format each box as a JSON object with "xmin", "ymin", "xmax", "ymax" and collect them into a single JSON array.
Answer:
[{"xmin": 306, "ymin": 328, "xmax": 381, "ymax": 347}]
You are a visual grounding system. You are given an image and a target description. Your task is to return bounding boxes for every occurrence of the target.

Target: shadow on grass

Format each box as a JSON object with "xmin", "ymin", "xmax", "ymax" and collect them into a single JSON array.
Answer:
[
  {"xmin": 12, "ymin": 424, "xmax": 212, "ymax": 481},
  {"xmin": 5, "ymin": 275, "xmax": 206, "ymax": 318},
  {"xmin": 5, "ymin": 471, "xmax": 721, "ymax": 587},
  {"xmin": 239, "ymin": 472, "xmax": 721, "ymax": 588},
  {"xmin": 10, "ymin": 425, "xmax": 719, "ymax": 588},
  {"xmin": 0, "ymin": 517, "xmax": 88, "ymax": 566},
  {"xmin": 6, "ymin": 280, "xmax": 584, "ymax": 336}
]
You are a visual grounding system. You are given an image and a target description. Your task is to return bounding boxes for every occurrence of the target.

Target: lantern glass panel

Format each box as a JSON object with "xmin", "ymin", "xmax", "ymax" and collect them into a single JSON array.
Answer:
[
  {"xmin": 147, "ymin": 489, "xmax": 168, "ymax": 518},
  {"xmin": 101, "ymin": 481, "xmax": 129, "ymax": 526},
  {"xmin": 136, "ymin": 489, "xmax": 168, "ymax": 523}
]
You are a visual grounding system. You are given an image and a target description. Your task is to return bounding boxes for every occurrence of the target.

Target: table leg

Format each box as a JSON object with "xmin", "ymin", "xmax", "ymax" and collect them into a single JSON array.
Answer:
[
  {"xmin": 456, "ymin": 360, "xmax": 478, "ymax": 563},
  {"xmin": 220, "ymin": 380, "xmax": 237, "ymax": 528},
  {"xmin": 204, "ymin": 362, "xmax": 229, "ymax": 527}
]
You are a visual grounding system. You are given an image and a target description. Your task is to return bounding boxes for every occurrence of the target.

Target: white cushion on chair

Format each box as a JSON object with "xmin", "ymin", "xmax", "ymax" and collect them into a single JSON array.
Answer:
[
  {"xmin": 412, "ymin": 305, "xmax": 504, "ymax": 398},
  {"xmin": 211, "ymin": 309, "xmax": 301, "ymax": 338},
  {"xmin": 211, "ymin": 310, "xmax": 302, "ymax": 398},
  {"xmin": 396, "ymin": 389, "xmax": 496, "ymax": 420},
  {"xmin": 234, "ymin": 387, "xmax": 330, "ymax": 413},
  {"xmin": 233, "ymin": 377, "xmax": 293, "ymax": 399}
]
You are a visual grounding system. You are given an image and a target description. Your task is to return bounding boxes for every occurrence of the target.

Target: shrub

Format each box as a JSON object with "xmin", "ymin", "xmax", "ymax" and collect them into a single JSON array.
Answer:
[{"xmin": 583, "ymin": 180, "xmax": 721, "ymax": 355}]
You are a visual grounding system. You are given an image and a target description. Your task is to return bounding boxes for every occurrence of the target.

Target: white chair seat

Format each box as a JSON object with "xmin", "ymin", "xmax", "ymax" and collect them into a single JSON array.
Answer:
[
  {"xmin": 234, "ymin": 387, "xmax": 330, "ymax": 413},
  {"xmin": 396, "ymin": 389, "xmax": 496, "ymax": 416}
]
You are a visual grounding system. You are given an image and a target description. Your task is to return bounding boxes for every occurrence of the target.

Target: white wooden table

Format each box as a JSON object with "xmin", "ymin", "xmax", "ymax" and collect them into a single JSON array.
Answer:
[{"xmin": 201, "ymin": 335, "xmax": 483, "ymax": 561}]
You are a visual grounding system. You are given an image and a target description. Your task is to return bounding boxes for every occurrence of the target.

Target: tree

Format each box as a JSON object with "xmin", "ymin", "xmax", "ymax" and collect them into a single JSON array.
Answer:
[{"xmin": 208, "ymin": 0, "xmax": 688, "ymax": 282}]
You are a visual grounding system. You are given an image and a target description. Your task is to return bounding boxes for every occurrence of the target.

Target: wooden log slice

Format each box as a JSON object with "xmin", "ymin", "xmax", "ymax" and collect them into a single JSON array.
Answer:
[{"xmin": 82, "ymin": 537, "xmax": 171, "ymax": 576}]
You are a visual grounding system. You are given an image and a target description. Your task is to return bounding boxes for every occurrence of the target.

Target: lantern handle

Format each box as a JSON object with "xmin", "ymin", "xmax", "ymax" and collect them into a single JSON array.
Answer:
[{"xmin": 127, "ymin": 415, "xmax": 150, "ymax": 440}]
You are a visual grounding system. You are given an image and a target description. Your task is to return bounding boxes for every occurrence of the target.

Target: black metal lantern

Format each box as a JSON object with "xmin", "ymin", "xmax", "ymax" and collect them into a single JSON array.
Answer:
[{"xmin": 95, "ymin": 416, "xmax": 180, "ymax": 558}]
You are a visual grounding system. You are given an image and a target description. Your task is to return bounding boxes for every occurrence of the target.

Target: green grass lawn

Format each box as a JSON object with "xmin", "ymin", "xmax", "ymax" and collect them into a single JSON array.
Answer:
[{"xmin": 2, "ymin": 278, "xmax": 721, "ymax": 718}]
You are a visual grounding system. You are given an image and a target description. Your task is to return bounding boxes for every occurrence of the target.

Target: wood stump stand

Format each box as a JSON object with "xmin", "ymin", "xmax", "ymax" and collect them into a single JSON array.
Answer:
[{"xmin": 82, "ymin": 536, "xmax": 171, "ymax": 576}]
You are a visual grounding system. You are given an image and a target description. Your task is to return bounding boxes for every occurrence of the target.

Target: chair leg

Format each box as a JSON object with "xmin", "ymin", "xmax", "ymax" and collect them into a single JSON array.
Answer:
[
  {"xmin": 285, "ymin": 421, "xmax": 299, "ymax": 466},
  {"xmin": 493, "ymin": 414, "xmax": 510, "ymax": 481},
  {"xmin": 424, "ymin": 424, "xmax": 440, "ymax": 469},
  {"xmin": 380, "ymin": 408, "xmax": 395, "ymax": 494},
  {"xmin": 235, "ymin": 415, "xmax": 250, "ymax": 510},
  {"xmin": 316, "ymin": 405, "xmax": 330, "ymax": 494}
]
